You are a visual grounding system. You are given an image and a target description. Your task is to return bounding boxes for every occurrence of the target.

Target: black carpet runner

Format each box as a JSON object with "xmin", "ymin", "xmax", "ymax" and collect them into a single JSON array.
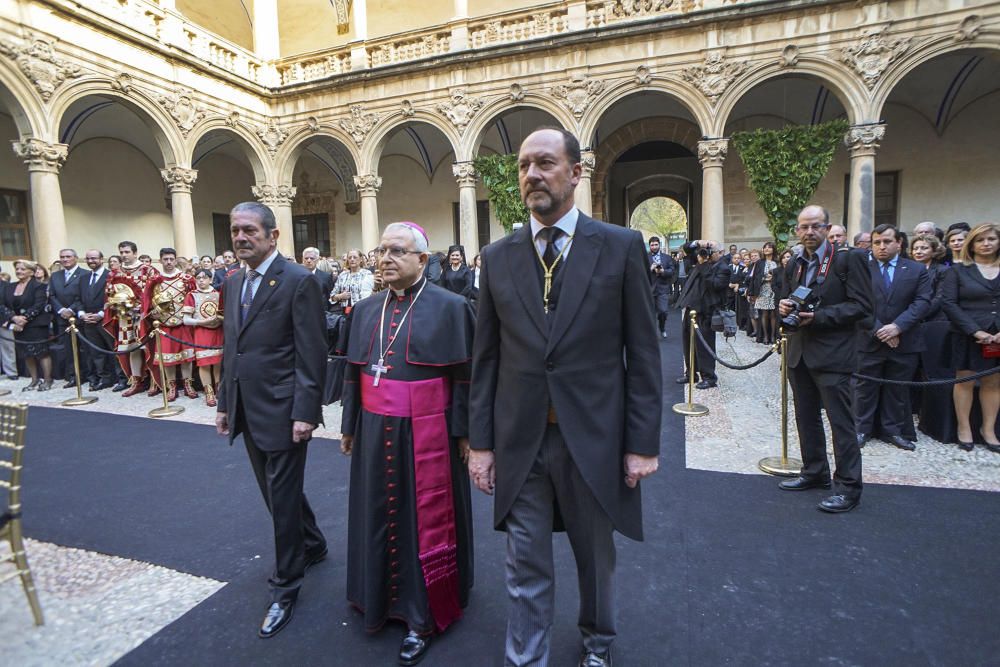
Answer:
[{"xmin": 17, "ymin": 314, "xmax": 1000, "ymax": 666}]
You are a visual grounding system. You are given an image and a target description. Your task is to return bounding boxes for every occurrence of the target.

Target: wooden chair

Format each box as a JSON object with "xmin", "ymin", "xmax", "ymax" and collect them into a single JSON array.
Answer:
[{"xmin": 0, "ymin": 402, "xmax": 43, "ymax": 625}]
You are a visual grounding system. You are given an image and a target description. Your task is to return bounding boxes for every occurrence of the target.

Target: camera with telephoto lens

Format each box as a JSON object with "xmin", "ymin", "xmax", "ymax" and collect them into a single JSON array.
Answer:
[{"xmin": 781, "ymin": 285, "xmax": 819, "ymax": 332}]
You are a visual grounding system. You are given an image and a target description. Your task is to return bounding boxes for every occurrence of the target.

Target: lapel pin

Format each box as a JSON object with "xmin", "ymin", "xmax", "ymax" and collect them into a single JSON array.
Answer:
[{"xmin": 269, "ymin": 280, "xmax": 276, "ymax": 286}]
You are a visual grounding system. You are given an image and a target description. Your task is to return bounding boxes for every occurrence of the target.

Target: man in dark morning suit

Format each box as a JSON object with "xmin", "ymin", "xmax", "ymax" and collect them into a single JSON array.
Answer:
[
  {"xmin": 647, "ymin": 236, "xmax": 675, "ymax": 338},
  {"xmin": 778, "ymin": 205, "xmax": 874, "ymax": 513},
  {"xmin": 49, "ymin": 248, "xmax": 91, "ymax": 388},
  {"xmin": 215, "ymin": 202, "xmax": 328, "ymax": 638},
  {"xmin": 469, "ymin": 128, "xmax": 662, "ymax": 667},
  {"xmin": 855, "ymin": 224, "xmax": 932, "ymax": 451},
  {"xmin": 78, "ymin": 250, "xmax": 122, "ymax": 390}
]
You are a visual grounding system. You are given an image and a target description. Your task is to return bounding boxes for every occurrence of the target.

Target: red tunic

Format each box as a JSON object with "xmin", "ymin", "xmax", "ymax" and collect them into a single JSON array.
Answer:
[{"xmin": 181, "ymin": 289, "xmax": 223, "ymax": 366}]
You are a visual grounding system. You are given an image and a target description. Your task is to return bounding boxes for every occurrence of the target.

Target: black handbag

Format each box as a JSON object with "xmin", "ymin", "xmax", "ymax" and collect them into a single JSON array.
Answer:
[{"xmin": 711, "ymin": 309, "xmax": 738, "ymax": 338}]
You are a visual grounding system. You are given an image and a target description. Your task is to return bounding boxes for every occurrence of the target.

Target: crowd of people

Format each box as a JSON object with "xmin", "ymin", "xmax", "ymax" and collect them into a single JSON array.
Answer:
[
  {"xmin": 652, "ymin": 218, "xmax": 1000, "ymax": 456},
  {"xmin": 0, "ymin": 239, "xmax": 485, "ymax": 406}
]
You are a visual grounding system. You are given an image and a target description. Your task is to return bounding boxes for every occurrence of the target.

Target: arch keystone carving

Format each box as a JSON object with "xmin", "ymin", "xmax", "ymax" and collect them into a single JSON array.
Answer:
[
  {"xmin": 780, "ymin": 45, "xmax": 800, "ymax": 68},
  {"xmin": 954, "ymin": 15, "xmax": 982, "ymax": 42},
  {"xmin": 158, "ymin": 88, "xmax": 207, "ymax": 137},
  {"xmin": 835, "ymin": 26, "xmax": 911, "ymax": 89},
  {"xmin": 256, "ymin": 119, "xmax": 289, "ymax": 156},
  {"xmin": 339, "ymin": 104, "xmax": 380, "ymax": 146},
  {"xmin": 437, "ymin": 89, "xmax": 484, "ymax": 133},
  {"xmin": 681, "ymin": 51, "xmax": 748, "ymax": 104},
  {"xmin": 551, "ymin": 75, "xmax": 605, "ymax": 119},
  {"xmin": 634, "ymin": 66, "xmax": 652, "ymax": 86},
  {"xmin": 0, "ymin": 35, "xmax": 82, "ymax": 101}
]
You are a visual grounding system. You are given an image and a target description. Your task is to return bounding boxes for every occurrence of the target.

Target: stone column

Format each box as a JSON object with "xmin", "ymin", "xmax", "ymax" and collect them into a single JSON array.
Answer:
[
  {"xmin": 354, "ymin": 174, "xmax": 382, "ymax": 252},
  {"xmin": 698, "ymin": 138, "xmax": 727, "ymax": 244},
  {"xmin": 252, "ymin": 184, "xmax": 297, "ymax": 258},
  {"xmin": 253, "ymin": 0, "xmax": 281, "ymax": 60},
  {"xmin": 845, "ymin": 123, "xmax": 886, "ymax": 240},
  {"xmin": 161, "ymin": 167, "xmax": 198, "ymax": 258},
  {"xmin": 12, "ymin": 139, "xmax": 69, "ymax": 265},
  {"xmin": 453, "ymin": 162, "xmax": 479, "ymax": 251},
  {"xmin": 575, "ymin": 150, "xmax": 596, "ymax": 216}
]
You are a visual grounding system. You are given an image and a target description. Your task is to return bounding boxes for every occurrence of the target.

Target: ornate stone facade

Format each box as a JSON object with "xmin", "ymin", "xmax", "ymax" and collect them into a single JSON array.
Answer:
[
  {"xmin": 157, "ymin": 89, "xmax": 207, "ymax": 137},
  {"xmin": 12, "ymin": 138, "xmax": 68, "ymax": 173},
  {"xmin": 835, "ymin": 27, "xmax": 911, "ymax": 89},
  {"xmin": 353, "ymin": 174, "xmax": 382, "ymax": 196},
  {"xmin": 436, "ymin": 89, "xmax": 484, "ymax": 133},
  {"xmin": 0, "ymin": 35, "xmax": 82, "ymax": 101},
  {"xmin": 844, "ymin": 123, "xmax": 887, "ymax": 158},
  {"xmin": 339, "ymin": 105, "xmax": 379, "ymax": 146},
  {"xmin": 252, "ymin": 184, "xmax": 297, "ymax": 206},
  {"xmin": 697, "ymin": 139, "xmax": 728, "ymax": 168},
  {"xmin": 681, "ymin": 51, "xmax": 748, "ymax": 104},
  {"xmin": 160, "ymin": 167, "xmax": 198, "ymax": 193},
  {"xmin": 551, "ymin": 76, "xmax": 605, "ymax": 119}
]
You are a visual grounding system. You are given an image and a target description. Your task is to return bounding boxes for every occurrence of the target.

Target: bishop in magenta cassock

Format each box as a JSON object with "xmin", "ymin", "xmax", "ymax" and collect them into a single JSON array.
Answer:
[{"xmin": 339, "ymin": 222, "xmax": 474, "ymax": 666}]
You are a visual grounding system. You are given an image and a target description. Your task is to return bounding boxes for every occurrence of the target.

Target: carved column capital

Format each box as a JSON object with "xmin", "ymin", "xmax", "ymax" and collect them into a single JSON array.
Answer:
[
  {"xmin": 580, "ymin": 150, "xmax": 596, "ymax": 178},
  {"xmin": 161, "ymin": 167, "xmax": 198, "ymax": 194},
  {"xmin": 453, "ymin": 162, "xmax": 478, "ymax": 187},
  {"xmin": 354, "ymin": 174, "xmax": 382, "ymax": 197},
  {"xmin": 697, "ymin": 139, "xmax": 728, "ymax": 168},
  {"xmin": 252, "ymin": 184, "xmax": 297, "ymax": 207},
  {"xmin": 12, "ymin": 138, "xmax": 68, "ymax": 173},
  {"xmin": 844, "ymin": 123, "xmax": 886, "ymax": 158}
]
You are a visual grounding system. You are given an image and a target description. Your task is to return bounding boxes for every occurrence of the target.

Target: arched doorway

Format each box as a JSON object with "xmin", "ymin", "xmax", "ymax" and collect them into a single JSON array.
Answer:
[{"xmin": 629, "ymin": 195, "xmax": 689, "ymax": 250}]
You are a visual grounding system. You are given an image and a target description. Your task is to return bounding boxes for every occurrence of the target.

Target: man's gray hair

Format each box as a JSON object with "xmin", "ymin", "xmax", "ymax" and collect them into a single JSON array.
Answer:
[
  {"xmin": 231, "ymin": 201, "xmax": 277, "ymax": 233},
  {"xmin": 384, "ymin": 223, "xmax": 429, "ymax": 252},
  {"xmin": 59, "ymin": 248, "xmax": 78, "ymax": 257},
  {"xmin": 302, "ymin": 247, "xmax": 320, "ymax": 257}
]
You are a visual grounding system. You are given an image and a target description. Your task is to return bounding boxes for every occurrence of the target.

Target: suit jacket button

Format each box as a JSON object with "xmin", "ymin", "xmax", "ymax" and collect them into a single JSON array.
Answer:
[{"xmin": 545, "ymin": 362, "xmax": 554, "ymax": 371}]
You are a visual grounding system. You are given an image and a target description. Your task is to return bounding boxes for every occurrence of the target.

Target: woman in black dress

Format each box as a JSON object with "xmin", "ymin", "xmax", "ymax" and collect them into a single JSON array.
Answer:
[
  {"xmin": 440, "ymin": 244, "xmax": 474, "ymax": 298},
  {"xmin": 911, "ymin": 235, "xmax": 952, "ymax": 441},
  {"xmin": 941, "ymin": 223, "xmax": 1000, "ymax": 452},
  {"xmin": 3, "ymin": 260, "xmax": 53, "ymax": 391}
]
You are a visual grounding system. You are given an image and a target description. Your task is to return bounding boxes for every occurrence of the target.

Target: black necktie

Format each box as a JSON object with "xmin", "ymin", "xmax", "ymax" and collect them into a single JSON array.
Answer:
[
  {"xmin": 539, "ymin": 227, "xmax": 564, "ymax": 266},
  {"xmin": 89, "ymin": 272, "xmax": 96, "ymax": 287}
]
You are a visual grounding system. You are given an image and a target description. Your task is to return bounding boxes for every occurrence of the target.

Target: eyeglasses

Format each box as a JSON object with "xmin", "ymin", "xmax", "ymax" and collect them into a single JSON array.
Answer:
[
  {"xmin": 374, "ymin": 246, "xmax": 422, "ymax": 259},
  {"xmin": 796, "ymin": 224, "xmax": 828, "ymax": 232}
]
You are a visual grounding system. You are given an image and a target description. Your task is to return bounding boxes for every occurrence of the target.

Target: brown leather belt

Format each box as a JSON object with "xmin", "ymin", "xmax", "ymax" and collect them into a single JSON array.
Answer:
[{"xmin": 547, "ymin": 404, "xmax": 558, "ymax": 424}]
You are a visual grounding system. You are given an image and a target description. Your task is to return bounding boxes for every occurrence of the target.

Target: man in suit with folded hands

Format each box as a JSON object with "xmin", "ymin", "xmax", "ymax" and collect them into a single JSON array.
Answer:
[
  {"xmin": 469, "ymin": 128, "xmax": 661, "ymax": 667},
  {"xmin": 855, "ymin": 224, "xmax": 932, "ymax": 451}
]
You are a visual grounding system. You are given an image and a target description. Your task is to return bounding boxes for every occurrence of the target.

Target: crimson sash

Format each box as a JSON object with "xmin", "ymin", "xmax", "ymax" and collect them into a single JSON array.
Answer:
[{"xmin": 360, "ymin": 373, "xmax": 462, "ymax": 632}]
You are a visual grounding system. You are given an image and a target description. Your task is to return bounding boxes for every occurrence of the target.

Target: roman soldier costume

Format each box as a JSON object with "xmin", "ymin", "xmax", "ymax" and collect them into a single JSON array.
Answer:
[
  {"xmin": 103, "ymin": 261, "xmax": 158, "ymax": 397},
  {"xmin": 146, "ymin": 269, "xmax": 197, "ymax": 400}
]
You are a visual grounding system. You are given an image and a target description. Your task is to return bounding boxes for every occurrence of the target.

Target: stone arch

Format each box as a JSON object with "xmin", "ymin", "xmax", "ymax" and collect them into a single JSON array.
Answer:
[
  {"xmin": 0, "ymin": 57, "xmax": 47, "ymax": 138},
  {"xmin": 49, "ymin": 78, "xmax": 184, "ymax": 167},
  {"xmin": 591, "ymin": 116, "xmax": 702, "ymax": 221},
  {"xmin": 361, "ymin": 111, "xmax": 460, "ymax": 175},
  {"xmin": 275, "ymin": 124, "xmax": 360, "ymax": 187},
  {"xmin": 187, "ymin": 118, "xmax": 272, "ymax": 184},
  {"xmin": 461, "ymin": 95, "xmax": 575, "ymax": 159},
  {"xmin": 713, "ymin": 58, "xmax": 868, "ymax": 136},
  {"xmin": 580, "ymin": 79, "xmax": 712, "ymax": 147},
  {"xmin": 871, "ymin": 37, "xmax": 1000, "ymax": 120}
]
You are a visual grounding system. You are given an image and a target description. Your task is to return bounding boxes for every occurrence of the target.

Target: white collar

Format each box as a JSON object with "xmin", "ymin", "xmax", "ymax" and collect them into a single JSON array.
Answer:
[
  {"xmin": 530, "ymin": 207, "xmax": 579, "ymax": 241},
  {"xmin": 248, "ymin": 250, "xmax": 279, "ymax": 277}
]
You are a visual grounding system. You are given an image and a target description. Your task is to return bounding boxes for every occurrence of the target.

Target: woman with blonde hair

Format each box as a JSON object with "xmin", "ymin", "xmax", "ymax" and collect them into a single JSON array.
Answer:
[
  {"xmin": 941, "ymin": 222, "xmax": 1000, "ymax": 452},
  {"xmin": 2, "ymin": 260, "xmax": 53, "ymax": 390},
  {"xmin": 331, "ymin": 248, "xmax": 374, "ymax": 314}
]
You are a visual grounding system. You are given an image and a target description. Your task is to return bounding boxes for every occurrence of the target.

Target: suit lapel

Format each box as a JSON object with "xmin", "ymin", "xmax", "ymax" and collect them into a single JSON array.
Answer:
[
  {"xmin": 966, "ymin": 263, "xmax": 995, "ymax": 291},
  {"xmin": 868, "ymin": 258, "xmax": 888, "ymax": 298},
  {"xmin": 507, "ymin": 225, "xmax": 547, "ymax": 337},
  {"xmin": 239, "ymin": 254, "xmax": 285, "ymax": 335},
  {"xmin": 546, "ymin": 215, "xmax": 603, "ymax": 354}
]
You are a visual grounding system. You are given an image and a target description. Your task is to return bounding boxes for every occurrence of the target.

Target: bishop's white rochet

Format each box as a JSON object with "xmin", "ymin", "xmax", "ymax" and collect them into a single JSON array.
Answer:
[{"xmin": 372, "ymin": 279, "xmax": 428, "ymax": 386}]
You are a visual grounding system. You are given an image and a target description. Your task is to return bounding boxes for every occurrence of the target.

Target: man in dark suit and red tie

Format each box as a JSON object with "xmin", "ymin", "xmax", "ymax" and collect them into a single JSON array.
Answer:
[
  {"xmin": 215, "ymin": 202, "xmax": 327, "ymax": 639},
  {"xmin": 855, "ymin": 224, "xmax": 932, "ymax": 451},
  {"xmin": 469, "ymin": 128, "xmax": 662, "ymax": 667}
]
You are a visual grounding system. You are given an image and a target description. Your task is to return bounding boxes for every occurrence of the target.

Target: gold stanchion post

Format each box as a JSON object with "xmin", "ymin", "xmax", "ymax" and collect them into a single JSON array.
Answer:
[
  {"xmin": 672, "ymin": 310, "xmax": 709, "ymax": 417},
  {"xmin": 61, "ymin": 318, "xmax": 97, "ymax": 407},
  {"xmin": 758, "ymin": 331, "xmax": 803, "ymax": 476},
  {"xmin": 148, "ymin": 321, "xmax": 184, "ymax": 419}
]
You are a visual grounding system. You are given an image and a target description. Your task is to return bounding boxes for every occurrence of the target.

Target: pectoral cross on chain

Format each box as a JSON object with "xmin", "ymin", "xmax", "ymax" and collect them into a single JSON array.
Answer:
[{"xmin": 371, "ymin": 357, "xmax": 388, "ymax": 387}]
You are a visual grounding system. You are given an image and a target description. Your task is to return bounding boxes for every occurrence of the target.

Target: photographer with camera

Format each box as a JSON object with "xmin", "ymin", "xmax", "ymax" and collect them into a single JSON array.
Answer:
[
  {"xmin": 676, "ymin": 240, "xmax": 729, "ymax": 389},
  {"xmin": 648, "ymin": 237, "xmax": 675, "ymax": 338},
  {"xmin": 777, "ymin": 206, "xmax": 873, "ymax": 513}
]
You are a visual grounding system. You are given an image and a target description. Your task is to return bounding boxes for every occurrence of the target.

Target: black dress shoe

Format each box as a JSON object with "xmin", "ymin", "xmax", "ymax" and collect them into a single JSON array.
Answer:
[
  {"xmin": 888, "ymin": 435, "xmax": 916, "ymax": 451},
  {"xmin": 580, "ymin": 650, "xmax": 613, "ymax": 667},
  {"xmin": 695, "ymin": 379, "xmax": 717, "ymax": 389},
  {"xmin": 399, "ymin": 630, "xmax": 432, "ymax": 665},
  {"xmin": 818, "ymin": 494, "xmax": 860, "ymax": 513},
  {"xmin": 778, "ymin": 476, "xmax": 831, "ymax": 491},
  {"xmin": 305, "ymin": 547, "xmax": 328, "ymax": 571},
  {"xmin": 63, "ymin": 380, "xmax": 77, "ymax": 389},
  {"xmin": 259, "ymin": 601, "xmax": 294, "ymax": 638},
  {"xmin": 675, "ymin": 375, "xmax": 691, "ymax": 384},
  {"xmin": 856, "ymin": 433, "xmax": 870, "ymax": 448},
  {"xmin": 111, "ymin": 380, "xmax": 128, "ymax": 392},
  {"xmin": 987, "ymin": 444, "xmax": 1000, "ymax": 454}
]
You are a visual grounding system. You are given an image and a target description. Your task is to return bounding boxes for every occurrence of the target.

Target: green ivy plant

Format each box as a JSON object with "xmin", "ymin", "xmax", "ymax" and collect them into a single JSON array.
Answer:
[
  {"xmin": 730, "ymin": 118, "xmax": 848, "ymax": 248},
  {"xmin": 473, "ymin": 153, "xmax": 528, "ymax": 234}
]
